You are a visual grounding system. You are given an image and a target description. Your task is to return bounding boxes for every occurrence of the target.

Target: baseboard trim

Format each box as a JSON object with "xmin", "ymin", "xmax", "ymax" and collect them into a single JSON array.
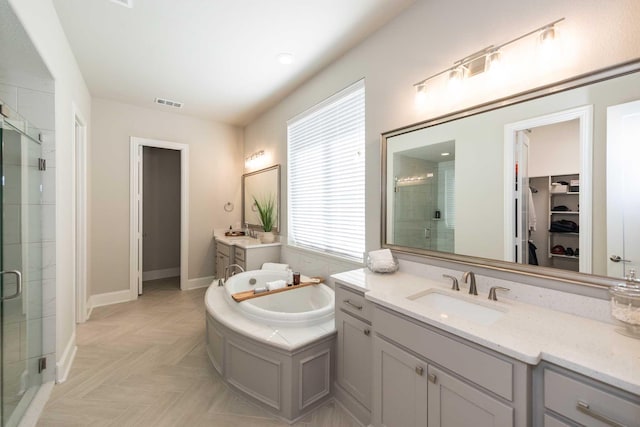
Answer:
[
  {"xmin": 187, "ymin": 275, "xmax": 215, "ymax": 290},
  {"xmin": 56, "ymin": 332, "xmax": 77, "ymax": 383},
  {"xmin": 17, "ymin": 381, "xmax": 54, "ymax": 427},
  {"xmin": 142, "ymin": 267, "xmax": 180, "ymax": 281},
  {"xmin": 333, "ymin": 382, "xmax": 370, "ymax": 427},
  {"xmin": 89, "ymin": 289, "xmax": 133, "ymax": 309}
]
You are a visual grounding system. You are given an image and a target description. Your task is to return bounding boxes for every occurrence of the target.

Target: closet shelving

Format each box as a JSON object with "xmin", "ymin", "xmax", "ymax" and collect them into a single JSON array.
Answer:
[{"xmin": 547, "ymin": 173, "xmax": 580, "ymax": 267}]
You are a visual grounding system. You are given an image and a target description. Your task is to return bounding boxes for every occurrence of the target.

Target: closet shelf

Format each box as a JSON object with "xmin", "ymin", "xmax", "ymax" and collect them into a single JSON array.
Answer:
[
  {"xmin": 550, "ymin": 211, "xmax": 579, "ymax": 214},
  {"xmin": 549, "ymin": 253, "xmax": 579, "ymax": 260},
  {"xmin": 548, "ymin": 231, "xmax": 579, "ymax": 236}
]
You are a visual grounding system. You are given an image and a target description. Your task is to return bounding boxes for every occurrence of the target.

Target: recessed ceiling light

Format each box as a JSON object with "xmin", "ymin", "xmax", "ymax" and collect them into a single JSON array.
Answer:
[
  {"xmin": 110, "ymin": 0, "xmax": 133, "ymax": 8},
  {"xmin": 441, "ymin": 152, "xmax": 450, "ymax": 156},
  {"xmin": 277, "ymin": 53, "xmax": 295, "ymax": 65}
]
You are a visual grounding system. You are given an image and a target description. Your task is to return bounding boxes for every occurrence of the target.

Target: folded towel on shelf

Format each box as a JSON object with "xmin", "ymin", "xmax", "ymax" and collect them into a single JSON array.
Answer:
[
  {"xmin": 261, "ymin": 262, "xmax": 290, "ymax": 271},
  {"xmin": 265, "ymin": 280, "xmax": 287, "ymax": 291},
  {"xmin": 368, "ymin": 249, "xmax": 397, "ymax": 271}
]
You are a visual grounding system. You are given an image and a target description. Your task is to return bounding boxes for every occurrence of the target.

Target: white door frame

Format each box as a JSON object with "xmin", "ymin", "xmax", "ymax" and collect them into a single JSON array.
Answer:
[
  {"xmin": 72, "ymin": 103, "xmax": 88, "ymax": 323},
  {"xmin": 129, "ymin": 137, "xmax": 189, "ymax": 298},
  {"xmin": 503, "ymin": 105, "xmax": 593, "ymax": 273}
]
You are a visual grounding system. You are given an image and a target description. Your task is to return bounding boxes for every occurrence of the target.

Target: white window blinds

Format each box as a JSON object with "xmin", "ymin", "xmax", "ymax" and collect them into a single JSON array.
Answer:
[{"xmin": 287, "ymin": 80, "xmax": 365, "ymax": 261}]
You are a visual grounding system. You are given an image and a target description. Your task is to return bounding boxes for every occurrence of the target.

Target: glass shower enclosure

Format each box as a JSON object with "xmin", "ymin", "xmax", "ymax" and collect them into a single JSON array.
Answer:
[{"xmin": 1, "ymin": 117, "xmax": 44, "ymax": 427}]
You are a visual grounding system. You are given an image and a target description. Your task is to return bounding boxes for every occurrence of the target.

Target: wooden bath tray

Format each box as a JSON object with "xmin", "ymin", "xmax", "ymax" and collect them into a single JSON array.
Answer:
[{"xmin": 231, "ymin": 277, "xmax": 324, "ymax": 302}]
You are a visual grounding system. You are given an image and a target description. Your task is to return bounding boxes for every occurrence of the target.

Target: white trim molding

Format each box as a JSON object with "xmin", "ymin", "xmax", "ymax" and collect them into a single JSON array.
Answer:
[
  {"xmin": 88, "ymin": 289, "xmax": 133, "ymax": 309},
  {"xmin": 503, "ymin": 105, "xmax": 593, "ymax": 273},
  {"xmin": 72, "ymin": 102, "xmax": 89, "ymax": 324},
  {"xmin": 142, "ymin": 267, "xmax": 180, "ymax": 282},
  {"xmin": 56, "ymin": 332, "xmax": 77, "ymax": 383},
  {"xmin": 187, "ymin": 275, "xmax": 215, "ymax": 290},
  {"xmin": 130, "ymin": 137, "xmax": 189, "ymax": 298}
]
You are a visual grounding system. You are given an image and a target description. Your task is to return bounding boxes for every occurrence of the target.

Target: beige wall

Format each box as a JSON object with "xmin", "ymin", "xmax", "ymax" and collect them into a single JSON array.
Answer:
[
  {"xmin": 142, "ymin": 147, "xmax": 181, "ymax": 274},
  {"xmin": 8, "ymin": 0, "xmax": 92, "ymax": 374},
  {"xmin": 90, "ymin": 98, "xmax": 243, "ymax": 295},
  {"xmin": 244, "ymin": 0, "xmax": 640, "ymax": 274},
  {"xmin": 528, "ymin": 120, "xmax": 580, "ymax": 178}
]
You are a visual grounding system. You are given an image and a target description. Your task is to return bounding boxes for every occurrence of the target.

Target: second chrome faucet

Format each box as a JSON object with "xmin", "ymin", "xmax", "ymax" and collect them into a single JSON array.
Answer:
[{"xmin": 462, "ymin": 271, "xmax": 478, "ymax": 295}]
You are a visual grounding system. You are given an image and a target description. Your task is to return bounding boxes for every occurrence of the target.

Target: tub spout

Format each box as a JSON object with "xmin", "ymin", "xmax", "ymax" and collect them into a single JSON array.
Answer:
[{"xmin": 224, "ymin": 264, "xmax": 245, "ymax": 281}]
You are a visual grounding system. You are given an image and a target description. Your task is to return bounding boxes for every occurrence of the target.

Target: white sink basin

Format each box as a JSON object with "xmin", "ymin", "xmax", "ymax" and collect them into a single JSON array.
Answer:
[{"xmin": 407, "ymin": 290, "xmax": 505, "ymax": 326}]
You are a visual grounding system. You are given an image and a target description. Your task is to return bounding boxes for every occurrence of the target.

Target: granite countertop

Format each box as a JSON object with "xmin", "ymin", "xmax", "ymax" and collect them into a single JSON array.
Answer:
[
  {"xmin": 332, "ymin": 268, "xmax": 640, "ymax": 395},
  {"xmin": 214, "ymin": 234, "xmax": 282, "ymax": 249}
]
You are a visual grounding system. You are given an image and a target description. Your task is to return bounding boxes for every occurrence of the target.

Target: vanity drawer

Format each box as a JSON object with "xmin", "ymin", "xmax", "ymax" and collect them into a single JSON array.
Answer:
[
  {"xmin": 374, "ymin": 306, "xmax": 514, "ymax": 401},
  {"xmin": 544, "ymin": 369, "xmax": 640, "ymax": 427},
  {"xmin": 217, "ymin": 242, "xmax": 231, "ymax": 257},
  {"xmin": 234, "ymin": 247, "xmax": 245, "ymax": 262},
  {"xmin": 336, "ymin": 284, "xmax": 371, "ymax": 322}
]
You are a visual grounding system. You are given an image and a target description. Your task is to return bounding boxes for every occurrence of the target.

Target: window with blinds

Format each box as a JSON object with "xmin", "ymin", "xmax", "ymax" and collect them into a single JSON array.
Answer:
[{"xmin": 287, "ymin": 80, "xmax": 365, "ymax": 261}]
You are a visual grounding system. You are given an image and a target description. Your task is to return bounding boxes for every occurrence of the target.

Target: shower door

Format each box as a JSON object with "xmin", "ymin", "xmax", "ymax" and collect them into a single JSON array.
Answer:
[{"xmin": 1, "ymin": 119, "xmax": 44, "ymax": 427}]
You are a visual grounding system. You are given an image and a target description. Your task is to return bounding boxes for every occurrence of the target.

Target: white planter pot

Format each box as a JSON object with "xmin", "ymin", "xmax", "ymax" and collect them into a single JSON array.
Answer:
[{"xmin": 261, "ymin": 231, "xmax": 275, "ymax": 243}]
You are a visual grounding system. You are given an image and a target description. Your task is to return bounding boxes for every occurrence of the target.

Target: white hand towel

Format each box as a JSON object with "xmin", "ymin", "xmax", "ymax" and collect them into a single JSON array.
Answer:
[
  {"xmin": 368, "ymin": 248, "xmax": 397, "ymax": 271},
  {"xmin": 262, "ymin": 262, "xmax": 290, "ymax": 271},
  {"xmin": 368, "ymin": 249, "xmax": 394, "ymax": 263},
  {"xmin": 265, "ymin": 280, "xmax": 287, "ymax": 291}
]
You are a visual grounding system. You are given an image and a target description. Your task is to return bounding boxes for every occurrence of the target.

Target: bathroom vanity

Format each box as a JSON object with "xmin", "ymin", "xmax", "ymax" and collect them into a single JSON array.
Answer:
[
  {"xmin": 214, "ymin": 235, "xmax": 281, "ymax": 276},
  {"xmin": 332, "ymin": 269, "xmax": 640, "ymax": 427}
]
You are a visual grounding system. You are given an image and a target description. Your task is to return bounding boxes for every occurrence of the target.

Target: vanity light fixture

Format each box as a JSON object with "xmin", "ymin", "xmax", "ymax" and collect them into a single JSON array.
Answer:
[
  {"xmin": 441, "ymin": 152, "xmax": 450, "ymax": 156},
  {"xmin": 413, "ymin": 18, "xmax": 564, "ymax": 100},
  {"xmin": 245, "ymin": 150, "xmax": 265, "ymax": 167}
]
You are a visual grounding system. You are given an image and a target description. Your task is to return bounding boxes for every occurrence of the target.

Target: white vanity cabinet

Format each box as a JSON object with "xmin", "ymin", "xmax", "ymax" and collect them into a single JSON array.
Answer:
[
  {"xmin": 214, "ymin": 237, "xmax": 280, "ymax": 277},
  {"xmin": 535, "ymin": 363, "xmax": 640, "ymax": 427},
  {"xmin": 372, "ymin": 305, "xmax": 528, "ymax": 427},
  {"xmin": 232, "ymin": 244, "xmax": 280, "ymax": 271},
  {"xmin": 334, "ymin": 283, "xmax": 373, "ymax": 425},
  {"xmin": 215, "ymin": 241, "xmax": 232, "ymax": 278}
]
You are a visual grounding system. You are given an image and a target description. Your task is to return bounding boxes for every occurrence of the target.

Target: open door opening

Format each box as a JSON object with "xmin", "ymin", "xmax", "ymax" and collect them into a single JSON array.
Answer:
[{"xmin": 130, "ymin": 137, "xmax": 189, "ymax": 299}]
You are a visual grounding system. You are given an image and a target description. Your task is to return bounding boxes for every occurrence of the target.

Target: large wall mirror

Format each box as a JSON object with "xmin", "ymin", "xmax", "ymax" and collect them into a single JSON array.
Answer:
[
  {"xmin": 243, "ymin": 164, "xmax": 281, "ymax": 232},
  {"xmin": 382, "ymin": 61, "xmax": 640, "ymax": 287}
]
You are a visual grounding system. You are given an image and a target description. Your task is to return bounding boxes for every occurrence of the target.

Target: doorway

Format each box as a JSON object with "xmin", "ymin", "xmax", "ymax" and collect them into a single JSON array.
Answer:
[
  {"xmin": 129, "ymin": 138, "xmax": 189, "ymax": 298},
  {"xmin": 504, "ymin": 105, "xmax": 593, "ymax": 274}
]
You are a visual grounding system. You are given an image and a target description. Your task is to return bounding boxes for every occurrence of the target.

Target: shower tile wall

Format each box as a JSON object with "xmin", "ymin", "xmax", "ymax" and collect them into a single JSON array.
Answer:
[
  {"xmin": 1, "ymin": 79, "xmax": 56, "ymax": 384},
  {"xmin": 393, "ymin": 155, "xmax": 438, "ymax": 250}
]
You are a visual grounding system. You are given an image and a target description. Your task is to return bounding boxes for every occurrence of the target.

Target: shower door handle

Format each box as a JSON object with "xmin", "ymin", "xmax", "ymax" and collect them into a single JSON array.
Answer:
[{"xmin": 1, "ymin": 270, "xmax": 22, "ymax": 301}]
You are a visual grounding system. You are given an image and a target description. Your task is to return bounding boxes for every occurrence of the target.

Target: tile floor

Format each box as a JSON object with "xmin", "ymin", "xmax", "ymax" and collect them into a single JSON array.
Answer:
[{"xmin": 36, "ymin": 278, "xmax": 360, "ymax": 426}]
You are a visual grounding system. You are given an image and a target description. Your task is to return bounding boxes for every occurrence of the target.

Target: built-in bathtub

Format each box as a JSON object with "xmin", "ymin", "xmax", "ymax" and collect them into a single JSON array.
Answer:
[{"xmin": 204, "ymin": 270, "xmax": 336, "ymax": 422}]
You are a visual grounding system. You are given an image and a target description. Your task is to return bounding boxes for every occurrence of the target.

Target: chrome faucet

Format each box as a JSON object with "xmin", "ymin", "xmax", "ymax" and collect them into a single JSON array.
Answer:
[
  {"xmin": 224, "ymin": 264, "xmax": 245, "ymax": 281},
  {"xmin": 462, "ymin": 271, "xmax": 478, "ymax": 295},
  {"xmin": 442, "ymin": 274, "xmax": 459, "ymax": 291}
]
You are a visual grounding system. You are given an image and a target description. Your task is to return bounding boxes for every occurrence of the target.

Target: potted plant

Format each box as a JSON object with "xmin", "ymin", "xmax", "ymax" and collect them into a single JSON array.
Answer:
[{"xmin": 253, "ymin": 195, "xmax": 276, "ymax": 243}]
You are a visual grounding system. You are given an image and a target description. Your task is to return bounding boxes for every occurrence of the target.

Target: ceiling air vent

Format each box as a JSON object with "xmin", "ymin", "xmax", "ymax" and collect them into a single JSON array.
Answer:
[
  {"xmin": 154, "ymin": 98, "xmax": 183, "ymax": 109},
  {"xmin": 110, "ymin": 0, "xmax": 133, "ymax": 8}
]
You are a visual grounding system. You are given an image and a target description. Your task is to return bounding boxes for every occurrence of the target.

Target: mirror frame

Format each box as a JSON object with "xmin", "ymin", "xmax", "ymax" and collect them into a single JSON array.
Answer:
[
  {"xmin": 381, "ymin": 59, "xmax": 640, "ymax": 289},
  {"xmin": 242, "ymin": 164, "xmax": 281, "ymax": 232}
]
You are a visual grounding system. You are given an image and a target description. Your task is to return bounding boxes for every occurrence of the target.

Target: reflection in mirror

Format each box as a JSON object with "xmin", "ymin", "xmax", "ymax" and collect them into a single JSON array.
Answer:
[
  {"xmin": 242, "ymin": 165, "xmax": 280, "ymax": 232},
  {"xmin": 391, "ymin": 141, "xmax": 455, "ymax": 252},
  {"xmin": 382, "ymin": 63, "xmax": 640, "ymax": 285}
]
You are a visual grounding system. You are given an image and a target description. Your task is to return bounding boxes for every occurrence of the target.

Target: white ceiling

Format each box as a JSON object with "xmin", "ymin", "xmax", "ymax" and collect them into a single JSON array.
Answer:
[{"xmin": 52, "ymin": 0, "xmax": 415, "ymax": 125}]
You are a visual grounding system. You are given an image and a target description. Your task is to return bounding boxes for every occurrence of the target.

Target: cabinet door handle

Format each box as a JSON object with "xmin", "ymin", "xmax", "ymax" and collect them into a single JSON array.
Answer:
[
  {"xmin": 363, "ymin": 328, "xmax": 370, "ymax": 336},
  {"xmin": 427, "ymin": 373, "xmax": 437, "ymax": 384},
  {"xmin": 576, "ymin": 401, "xmax": 627, "ymax": 427},
  {"xmin": 343, "ymin": 299, "xmax": 363, "ymax": 310},
  {"xmin": 415, "ymin": 366, "xmax": 424, "ymax": 376},
  {"xmin": 1, "ymin": 270, "xmax": 22, "ymax": 301}
]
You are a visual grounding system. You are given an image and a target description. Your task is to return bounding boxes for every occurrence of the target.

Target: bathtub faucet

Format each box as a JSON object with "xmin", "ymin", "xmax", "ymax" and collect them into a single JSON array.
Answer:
[{"xmin": 224, "ymin": 264, "xmax": 245, "ymax": 282}]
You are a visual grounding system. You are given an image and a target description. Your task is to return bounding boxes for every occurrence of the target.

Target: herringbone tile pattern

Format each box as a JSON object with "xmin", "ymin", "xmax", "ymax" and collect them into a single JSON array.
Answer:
[{"xmin": 36, "ymin": 278, "xmax": 360, "ymax": 427}]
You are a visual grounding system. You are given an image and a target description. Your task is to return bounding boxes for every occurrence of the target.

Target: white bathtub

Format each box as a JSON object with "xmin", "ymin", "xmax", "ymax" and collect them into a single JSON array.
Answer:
[
  {"xmin": 204, "ymin": 270, "xmax": 336, "ymax": 421},
  {"xmin": 222, "ymin": 270, "xmax": 335, "ymax": 327}
]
